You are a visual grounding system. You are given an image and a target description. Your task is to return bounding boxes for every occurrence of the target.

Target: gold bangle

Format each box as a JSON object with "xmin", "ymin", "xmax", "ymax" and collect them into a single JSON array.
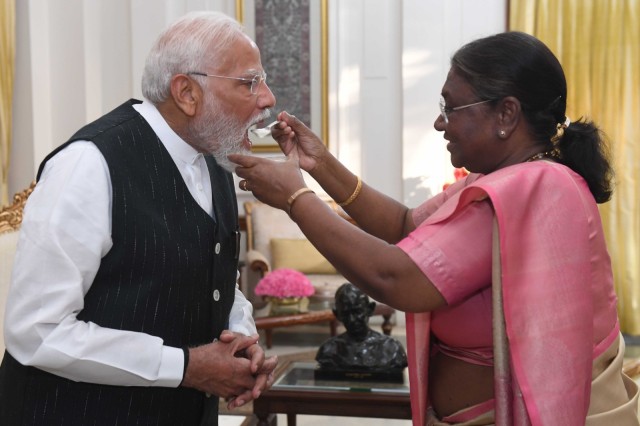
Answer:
[
  {"xmin": 287, "ymin": 187, "xmax": 315, "ymax": 216},
  {"xmin": 337, "ymin": 176, "xmax": 362, "ymax": 207}
]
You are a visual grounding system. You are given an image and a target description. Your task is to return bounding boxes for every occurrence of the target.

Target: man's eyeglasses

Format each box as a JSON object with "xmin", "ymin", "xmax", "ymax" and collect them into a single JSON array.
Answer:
[
  {"xmin": 188, "ymin": 71, "xmax": 267, "ymax": 95},
  {"xmin": 439, "ymin": 96, "xmax": 493, "ymax": 123}
]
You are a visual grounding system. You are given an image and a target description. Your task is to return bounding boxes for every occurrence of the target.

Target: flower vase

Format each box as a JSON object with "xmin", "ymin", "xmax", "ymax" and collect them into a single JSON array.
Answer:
[{"xmin": 267, "ymin": 296, "xmax": 309, "ymax": 316}]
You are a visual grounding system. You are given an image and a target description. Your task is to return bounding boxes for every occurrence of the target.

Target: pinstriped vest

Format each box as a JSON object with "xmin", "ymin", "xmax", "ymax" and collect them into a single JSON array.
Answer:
[{"xmin": 0, "ymin": 100, "xmax": 239, "ymax": 425}]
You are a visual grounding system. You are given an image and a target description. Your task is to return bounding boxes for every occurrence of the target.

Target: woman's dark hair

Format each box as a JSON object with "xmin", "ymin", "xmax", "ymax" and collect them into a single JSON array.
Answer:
[{"xmin": 451, "ymin": 31, "xmax": 613, "ymax": 203}]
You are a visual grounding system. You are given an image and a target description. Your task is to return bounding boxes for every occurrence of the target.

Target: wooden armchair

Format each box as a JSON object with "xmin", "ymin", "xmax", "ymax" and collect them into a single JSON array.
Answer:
[{"xmin": 0, "ymin": 182, "xmax": 36, "ymax": 355}]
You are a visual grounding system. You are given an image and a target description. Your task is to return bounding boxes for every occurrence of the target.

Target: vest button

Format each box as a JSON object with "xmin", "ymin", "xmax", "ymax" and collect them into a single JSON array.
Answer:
[
  {"xmin": 213, "ymin": 289, "xmax": 220, "ymax": 301},
  {"xmin": 215, "ymin": 242, "xmax": 221, "ymax": 254}
]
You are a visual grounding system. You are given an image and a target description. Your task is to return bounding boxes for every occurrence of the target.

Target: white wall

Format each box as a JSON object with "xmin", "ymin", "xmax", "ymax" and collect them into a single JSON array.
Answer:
[{"xmin": 402, "ymin": 0, "xmax": 507, "ymax": 205}]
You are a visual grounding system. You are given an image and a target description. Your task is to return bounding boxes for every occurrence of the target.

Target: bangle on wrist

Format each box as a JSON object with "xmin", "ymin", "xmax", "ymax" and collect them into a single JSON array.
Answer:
[
  {"xmin": 337, "ymin": 176, "xmax": 362, "ymax": 207},
  {"xmin": 287, "ymin": 187, "xmax": 315, "ymax": 217}
]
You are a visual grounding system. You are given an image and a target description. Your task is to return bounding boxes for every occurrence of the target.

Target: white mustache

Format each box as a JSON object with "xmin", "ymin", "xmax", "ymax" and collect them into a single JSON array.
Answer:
[{"xmin": 250, "ymin": 110, "xmax": 272, "ymax": 128}]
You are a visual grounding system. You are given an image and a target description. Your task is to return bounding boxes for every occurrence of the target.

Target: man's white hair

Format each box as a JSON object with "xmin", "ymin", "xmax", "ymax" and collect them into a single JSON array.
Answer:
[{"xmin": 141, "ymin": 11, "xmax": 245, "ymax": 104}]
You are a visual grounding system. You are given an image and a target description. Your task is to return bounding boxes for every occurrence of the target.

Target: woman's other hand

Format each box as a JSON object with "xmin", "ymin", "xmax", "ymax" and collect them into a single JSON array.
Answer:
[{"xmin": 229, "ymin": 148, "xmax": 307, "ymax": 212}]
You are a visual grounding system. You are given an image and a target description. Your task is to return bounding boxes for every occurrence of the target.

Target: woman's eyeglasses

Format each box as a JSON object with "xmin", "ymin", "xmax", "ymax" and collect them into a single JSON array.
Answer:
[{"xmin": 439, "ymin": 96, "xmax": 493, "ymax": 123}]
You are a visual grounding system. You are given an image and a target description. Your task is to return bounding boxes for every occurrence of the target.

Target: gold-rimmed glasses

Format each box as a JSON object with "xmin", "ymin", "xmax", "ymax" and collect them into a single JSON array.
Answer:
[{"xmin": 188, "ymin": 71, "xmax": 267, "ymax": 95}]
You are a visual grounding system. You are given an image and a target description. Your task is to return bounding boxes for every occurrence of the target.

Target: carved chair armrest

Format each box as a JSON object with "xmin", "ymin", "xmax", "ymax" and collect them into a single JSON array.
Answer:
[
  {"xmin": 0, "ymin": 182, "xmax": 36, "ymax": 235},
  {"xmin": 245, "ymin": 249, "xmax": 271, "ymax": 277}
]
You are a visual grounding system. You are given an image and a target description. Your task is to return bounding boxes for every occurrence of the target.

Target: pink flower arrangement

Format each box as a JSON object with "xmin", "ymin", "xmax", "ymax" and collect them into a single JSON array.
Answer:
[{"xmin": 254, "ymin": 268, "xmax": 315, "ymax": 298}]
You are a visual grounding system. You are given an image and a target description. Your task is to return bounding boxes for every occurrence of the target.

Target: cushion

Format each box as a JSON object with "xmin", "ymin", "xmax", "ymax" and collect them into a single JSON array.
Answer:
[
  {"xmin": 270, "ymin": 238, "xmax": 337, "ymax": 274},
  {"xmin": 307, "ymin": 274, "xmax": 347, "ymax": 297},
  {"xmin": 250, "ymin": 203, "xmax": 305, "ymax": 265}
]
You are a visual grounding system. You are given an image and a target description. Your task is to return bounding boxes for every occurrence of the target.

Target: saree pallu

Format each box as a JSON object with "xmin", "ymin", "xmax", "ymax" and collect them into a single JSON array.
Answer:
[{"xmin": 405, "ymin": 162, "xmax": 639, "ymax": 426}]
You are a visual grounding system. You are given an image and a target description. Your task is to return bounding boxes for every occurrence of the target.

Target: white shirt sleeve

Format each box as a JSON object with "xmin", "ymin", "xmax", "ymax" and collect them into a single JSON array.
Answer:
[
  {"xmin": 4, "ymin": 142, "xmax": 182, "ymax": 387},
  {"xmin": 228, "ymin": 272, "xmax": 257, "ymax": 336}
]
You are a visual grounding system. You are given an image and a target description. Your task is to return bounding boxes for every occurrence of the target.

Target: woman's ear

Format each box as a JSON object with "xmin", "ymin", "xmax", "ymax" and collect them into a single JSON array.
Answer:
[
  {"xmin": 496, "ymin": 96, "xmax": 521, "ymax": 138},
  {"xmin": 170, "ymin": 74, "xmax": 200, "ymax": 117}
]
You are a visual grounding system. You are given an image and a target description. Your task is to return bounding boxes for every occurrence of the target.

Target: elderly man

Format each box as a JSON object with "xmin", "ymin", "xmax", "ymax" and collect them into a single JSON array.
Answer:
[{"xmin": 0, "ymin": 11, "xmax": 277, "ymax": 425}]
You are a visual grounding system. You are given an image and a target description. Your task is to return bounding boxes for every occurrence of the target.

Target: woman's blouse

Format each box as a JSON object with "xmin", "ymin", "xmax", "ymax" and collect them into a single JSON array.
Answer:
[
  {"xmin": 397, "ymin": 169, "xmax": 618, "ymax": 365},
  {"xmin": 398, "ymin": 175, "xmax": 494, "ymax": 365}
]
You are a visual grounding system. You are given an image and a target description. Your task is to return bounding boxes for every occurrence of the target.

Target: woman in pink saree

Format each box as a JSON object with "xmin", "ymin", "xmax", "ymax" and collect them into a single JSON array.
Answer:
[{"xmin": 230, "ymin": 32, "xmax": 639, "ymax": 425}]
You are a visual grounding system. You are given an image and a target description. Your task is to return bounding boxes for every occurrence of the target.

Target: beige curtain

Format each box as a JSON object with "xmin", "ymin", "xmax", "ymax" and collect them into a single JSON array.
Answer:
[
  {"xmin": 0, "ymin": 0, "xmax": 15, "ymax": 205},
  {"xmin": 509, "ymin": 0, "xmax": 640, "ymax": 334}
]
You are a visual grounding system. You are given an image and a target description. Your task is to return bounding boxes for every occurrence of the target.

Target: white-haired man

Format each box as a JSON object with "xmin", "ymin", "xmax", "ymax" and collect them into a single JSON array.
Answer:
[{"xmin": 0, "ymin": 11, "xmax": 277, "ymax": 425}]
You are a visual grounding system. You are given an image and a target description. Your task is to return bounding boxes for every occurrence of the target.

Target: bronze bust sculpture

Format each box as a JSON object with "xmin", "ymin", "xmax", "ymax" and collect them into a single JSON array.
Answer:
[{"xmin": 315, "ymin": 283, "xmax": 407, "ymax": 381}]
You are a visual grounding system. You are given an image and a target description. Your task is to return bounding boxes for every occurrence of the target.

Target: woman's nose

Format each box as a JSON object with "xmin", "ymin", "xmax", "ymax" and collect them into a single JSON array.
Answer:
[{"xmin": 434, "ymin": 113, "xmax": 446, "ymax": 131}]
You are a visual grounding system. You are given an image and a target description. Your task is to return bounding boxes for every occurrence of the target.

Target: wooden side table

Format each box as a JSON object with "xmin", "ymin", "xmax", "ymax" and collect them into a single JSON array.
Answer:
[
  {"xmin": 253, "ymin": 358, "xmax": 411, "ymax": 426},
  {"xmin": 254, "ymin": 310, "xmax": 338, "ymax": 349}
]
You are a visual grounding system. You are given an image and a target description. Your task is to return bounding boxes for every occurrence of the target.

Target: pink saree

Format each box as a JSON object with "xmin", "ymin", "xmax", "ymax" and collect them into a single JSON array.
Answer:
[{"xmin": 405, "ymin": 162, "xmax": 636, "ymax": 426}]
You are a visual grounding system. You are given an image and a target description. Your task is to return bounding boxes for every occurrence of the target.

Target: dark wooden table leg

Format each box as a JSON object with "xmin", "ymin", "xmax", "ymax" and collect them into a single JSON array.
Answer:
[
  {"xmin": 382, "ymin": 313, "xmax": 393, "ymax": 336},
  {"xmin": 265, "ymin": 329, "xmax": 273, "ymax": 349},
  {"xmin": 286, "ymin": 413, "xmax": 296, "ymax": 426},
  {"xmin": 255, "ymin": 413, "xmax": 277, "ymax": 426}
]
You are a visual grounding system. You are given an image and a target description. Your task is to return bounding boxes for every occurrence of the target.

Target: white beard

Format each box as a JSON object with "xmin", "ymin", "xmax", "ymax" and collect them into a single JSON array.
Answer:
[{"xmin": 190, "ymin": 94, "xmax": 270, "ymax": 173}]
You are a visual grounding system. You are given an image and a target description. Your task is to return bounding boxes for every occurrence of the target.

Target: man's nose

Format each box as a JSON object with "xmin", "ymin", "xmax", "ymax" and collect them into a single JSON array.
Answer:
[{"xmin": 257, "ymin": 82, "xmax": 276, "ymax": 109}]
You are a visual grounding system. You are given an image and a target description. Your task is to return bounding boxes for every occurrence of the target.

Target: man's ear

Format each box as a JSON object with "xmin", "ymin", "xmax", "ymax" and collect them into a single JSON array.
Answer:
[
  {"xmin": 496, "ymin": 96, "xmax": 521, "ymax": 138},
  {"xmin": 170, "ymin": 74, "xmax": 200, "ymax": 117}
]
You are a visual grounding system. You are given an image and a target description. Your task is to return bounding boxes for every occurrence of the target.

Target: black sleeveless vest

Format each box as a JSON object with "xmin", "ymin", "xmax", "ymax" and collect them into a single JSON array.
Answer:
[{"xmin": 0, "ymin": 100, "xmax": 240, "ymax": 425}]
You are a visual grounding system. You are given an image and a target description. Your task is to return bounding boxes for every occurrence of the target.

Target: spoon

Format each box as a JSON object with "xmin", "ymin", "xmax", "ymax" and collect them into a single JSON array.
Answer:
[{"xmin": 250, "ymin": 120, "xmax": 279, "ymax": 138}]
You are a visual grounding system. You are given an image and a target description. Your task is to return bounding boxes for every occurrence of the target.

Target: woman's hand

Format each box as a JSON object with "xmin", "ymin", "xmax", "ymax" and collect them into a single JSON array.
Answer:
[
  {"xmin": 271, "ymin": 111, "xmax": 328, "ymax": 173},
  {"xmin": 228, "ymin": 148, "xmax": 307, "ymax": 212}
]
